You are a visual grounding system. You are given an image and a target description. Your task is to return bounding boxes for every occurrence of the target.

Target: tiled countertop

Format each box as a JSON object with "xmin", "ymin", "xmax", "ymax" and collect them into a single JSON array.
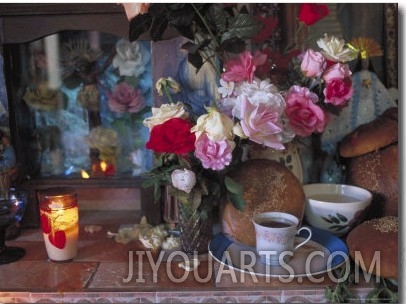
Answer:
[{"xmin": 0, "ymin": 210, "xmax": 376, "ymax": 303}]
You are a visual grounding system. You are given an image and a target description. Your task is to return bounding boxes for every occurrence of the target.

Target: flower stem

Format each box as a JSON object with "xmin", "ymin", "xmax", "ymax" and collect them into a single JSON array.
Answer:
[
  {"xmin": 191, "ymin": 4, "xmax": 218, "ymax": 49},
  {"xmin": 190, "ymin": 4, "xmax": 222, "ymax": 77},
  {"xmin": 163, "ymin": 86, "xmax": 174, "ymax": 104}
]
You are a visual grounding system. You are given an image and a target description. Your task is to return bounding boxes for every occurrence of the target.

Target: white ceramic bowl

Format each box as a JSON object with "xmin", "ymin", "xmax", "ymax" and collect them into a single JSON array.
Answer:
[{"xmin": 303, "ymin": 183, "xmax": 372, "ymax": 236}]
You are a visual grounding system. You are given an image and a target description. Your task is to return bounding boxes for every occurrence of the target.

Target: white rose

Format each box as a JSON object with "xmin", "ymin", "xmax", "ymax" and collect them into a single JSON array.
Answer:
[
  {"xmin": 191, "ymin": 107, "xmax": 234, "ymax": 141},
  {"xmin": 171, "ymin": 169, "xmax": 196, "ymax": 193},
  {"xmin": 113, "ymin": 39, "xmax": 151, "ymax": 77},
  {"xmin": 317, "ymin": 34, "xmax": 357, "ymax": 62},
  {"xmin": 143, "ymin": 102, "xmax": 189, "ymax": 130},
  {"xmin": 240, "ymin": 79, "xmax": 286, "ymax": 109}
]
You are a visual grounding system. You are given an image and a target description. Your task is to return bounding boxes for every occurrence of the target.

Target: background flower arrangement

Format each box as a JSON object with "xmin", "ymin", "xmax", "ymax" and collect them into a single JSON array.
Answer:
[{"xmin": 21, "ymin": 33, "xmax": 154, "ymax": 178}]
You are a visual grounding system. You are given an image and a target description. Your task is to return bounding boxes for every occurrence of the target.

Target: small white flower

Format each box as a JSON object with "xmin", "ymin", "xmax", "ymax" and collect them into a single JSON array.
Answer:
[
  {"xmin": 218, "ymin": 79, "xmax": 235, "ymax": 98},
  {"xmin": 171, "ymin": 169, "xmax": 197, "ymax": 193}
]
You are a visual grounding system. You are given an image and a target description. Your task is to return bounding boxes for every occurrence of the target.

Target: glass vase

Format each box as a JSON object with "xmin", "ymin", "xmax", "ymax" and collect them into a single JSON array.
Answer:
[{"xmin": 177, "ymin": 192, "xmax": 213, "ymax": 255}]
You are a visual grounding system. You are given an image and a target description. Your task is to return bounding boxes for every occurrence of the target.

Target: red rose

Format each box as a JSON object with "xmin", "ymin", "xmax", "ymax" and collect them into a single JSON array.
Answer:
[
  {"xmin": 251, "ymin": 15, "xmax": 278, "ymax": 44},
  {"xmin": 146, "ymin": 118, "xmax": 196, "ymax": 154},
  {"xmin": 298, "ymin": 4, "xmax": 329, "ymax": 26},
  {"xmin": 323, "ymin": 77, "xmax": 353, "ymax": 106},
  {"xmin": 254, "ymin": 48, "xmax": 301, "ymax": 79}
]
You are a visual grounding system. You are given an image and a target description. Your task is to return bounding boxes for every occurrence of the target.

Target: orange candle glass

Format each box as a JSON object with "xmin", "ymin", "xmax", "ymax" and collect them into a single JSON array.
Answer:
[{"xmin": 38, "ymin": 187, "xmax": 79, "ymax": 262}]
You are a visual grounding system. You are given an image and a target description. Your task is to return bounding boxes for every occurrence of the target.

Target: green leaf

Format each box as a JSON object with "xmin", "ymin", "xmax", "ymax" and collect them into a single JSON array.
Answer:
[
  {"xmin": 153, "ymin": 182, "xmax": 161, "ymax": 203},
  {"xmin": 221, "ymin": 37, "xmax": 247, "ymax": 54},
  {"xmin": 225, "ymin": 176, "xmax": 246, "ymax": 210},
  {"xmin": 167, "ymin": 3, "xmax": 194, "ymax": 28},
  {"xmin": 165, "ymin": 4, "xmax": 196, "ymax": 40},
  {"xmin": 221, "ymin": 14, "xmax": 263, "ymax": 42},
  {"xmin": 129, "ymin": 13, "xmax": 153, "ymax": 41},
  {"xmin": 178, "ymin": 157, "xmax": 192, "ymax": 170},
  {"xmin": 227, "ymin": 191, "xmax": 246, "ymax": 211},
  {"xmin": 150, "ymin": 17, "xmax": 169, "ymax": 41},
  {"xmin": 181, "ymin": 39, "xmax": 212, "ymax": 55},
  {"xmin": 224, "ymin": 176, "xmax": 243, "ymax": 195},
  {"xmin": 187, "ymin": 52, "xmax": 204, "ymax": 71},
  {"xmin": 206, "ymin": 4, "xmax": 228, "ymax": 33}
]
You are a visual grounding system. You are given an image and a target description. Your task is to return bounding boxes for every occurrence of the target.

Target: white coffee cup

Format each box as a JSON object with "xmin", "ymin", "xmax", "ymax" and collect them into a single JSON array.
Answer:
[{"xmin": 252, "ymin": 212, "xmax": 312, "ymax": 266}]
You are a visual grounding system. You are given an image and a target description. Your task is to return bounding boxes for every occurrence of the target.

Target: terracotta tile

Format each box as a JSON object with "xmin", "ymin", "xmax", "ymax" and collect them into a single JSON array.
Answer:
[
  {"xmin": 0, "ymin": 292, "xmax": 31, "ymax": 304},
  {"xmin": 0, "ymin": 261, "xmax": 98, "ymax": 291},
  {"xmin": 3, "ymin": 241, "xmax": 49, "ymax": 261},
  {"xmin": 212, "ymin": 260, "xmax": 337, "ymax": 288},
  {"xmin": 88, "ymin": 261, "xmax": 213, "ymax": 289}
]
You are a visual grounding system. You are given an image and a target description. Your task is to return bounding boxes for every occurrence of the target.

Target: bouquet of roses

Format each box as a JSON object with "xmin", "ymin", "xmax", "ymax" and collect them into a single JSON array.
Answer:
[
  {"xmin": 142, "ymin": 76, "xmax": 246, "ymax": 209},
  {"xmin": 141, "ymin": 32, "xmax": 357, "ymax": 211}
]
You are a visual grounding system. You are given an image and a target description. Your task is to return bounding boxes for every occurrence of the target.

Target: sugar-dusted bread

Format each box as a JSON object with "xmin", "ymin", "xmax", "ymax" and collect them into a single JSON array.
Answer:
[
  {"xmin": 339, "ymin": 106, "xmax": 398, "ymax": 217},
  {"xmin": 339, "ymin": 107, "xmax": 398, "ymax": 158},
  {"xmin": 345, "ymin": 143, "xmax": 398, "ymax": 217},
  {"xmin": 222, "ymin": 159, "xmax": 305, "ymax": 246},
  {"xmin": 346, "ymin": 216, "xmax": 398, "ymax": 279}
]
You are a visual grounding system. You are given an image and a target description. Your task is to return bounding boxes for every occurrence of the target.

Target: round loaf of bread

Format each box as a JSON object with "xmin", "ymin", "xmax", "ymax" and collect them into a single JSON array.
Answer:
[
  {"xmin": 222, "ymin": 159, "xmax": 305, "ymax": 246},
  {"xmin": 346, "ymin": 142, "xmax": 398, "ymax": 217},
  {"xmin": 346, "ymin": 216, "xmax": 398, "ymax": 279},
  {"xmin": 339, "ymin": 107, "xmax": 398, "ymax": 158}
]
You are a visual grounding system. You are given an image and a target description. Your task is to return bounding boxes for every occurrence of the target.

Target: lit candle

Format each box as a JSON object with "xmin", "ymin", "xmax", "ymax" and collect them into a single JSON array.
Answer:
[
  {"xmin": 100, "ymin": 161, "xmax": 107, "ymax": 172},
  {"xmin": 81, "ymin": 170, "xmax": 90, "ymax": 179},
  {"xmin": 44, "ymin": 34, "xmax": 61, "ymax": 90},
  {"xmin": 38, "ymin": 187, "xmax": 79, "ymax": 262}
]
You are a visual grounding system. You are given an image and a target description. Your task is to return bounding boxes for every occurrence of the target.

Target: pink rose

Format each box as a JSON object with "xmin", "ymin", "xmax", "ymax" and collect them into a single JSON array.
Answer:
[
  {"xmin": 301, "ymin": 49, "xmax": 325, "ymax": 77},
  {"xmin": 194, "ymin": 133, "xmax": 234, "ymax": 171},
  {"xmin": 221, "ymin": 50, "xmax": 256, "ymax": 83},
  {"xmin": 285, "ymin": 86, "xmax": 326, "ymax": 137},
  {"xmin": 322, "ymin": 63, "xmax": 352, "ymax": 82},
  {"xmin": 108, "ymin": 82, "xmax": 145, "ymax": 113},
  {"xmin": 323, "ymin": 77, "xmax": 353, "ymax": 106},
  {"xmin": 239, "ymin": 97, "xmax": 285, "ymax": 150}
]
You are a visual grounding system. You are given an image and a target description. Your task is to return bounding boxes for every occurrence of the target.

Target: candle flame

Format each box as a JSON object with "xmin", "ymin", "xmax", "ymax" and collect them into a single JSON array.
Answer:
[
  {"xmin": 81, "ymin": 170, "xmax": 90, "ymax": 179},
  {"xmin": 100, "ymin": 161, "xmax": 107, "ymax": 172}
]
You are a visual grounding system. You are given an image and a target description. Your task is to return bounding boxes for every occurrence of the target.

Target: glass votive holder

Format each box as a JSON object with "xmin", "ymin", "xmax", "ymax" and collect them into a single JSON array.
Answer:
[{"xmin": 38, "ymin": 187, "xmax": 79, "ymax": 262}]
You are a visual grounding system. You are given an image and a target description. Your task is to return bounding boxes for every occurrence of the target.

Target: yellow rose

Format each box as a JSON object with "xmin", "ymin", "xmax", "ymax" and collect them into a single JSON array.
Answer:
[
  {"xmin": 191, "ymin": 107, "xmax": 234, "ymax": 141},
  {"xmin": 143, "ymin": 102, "xmax": 189, "ymax": 130}
]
